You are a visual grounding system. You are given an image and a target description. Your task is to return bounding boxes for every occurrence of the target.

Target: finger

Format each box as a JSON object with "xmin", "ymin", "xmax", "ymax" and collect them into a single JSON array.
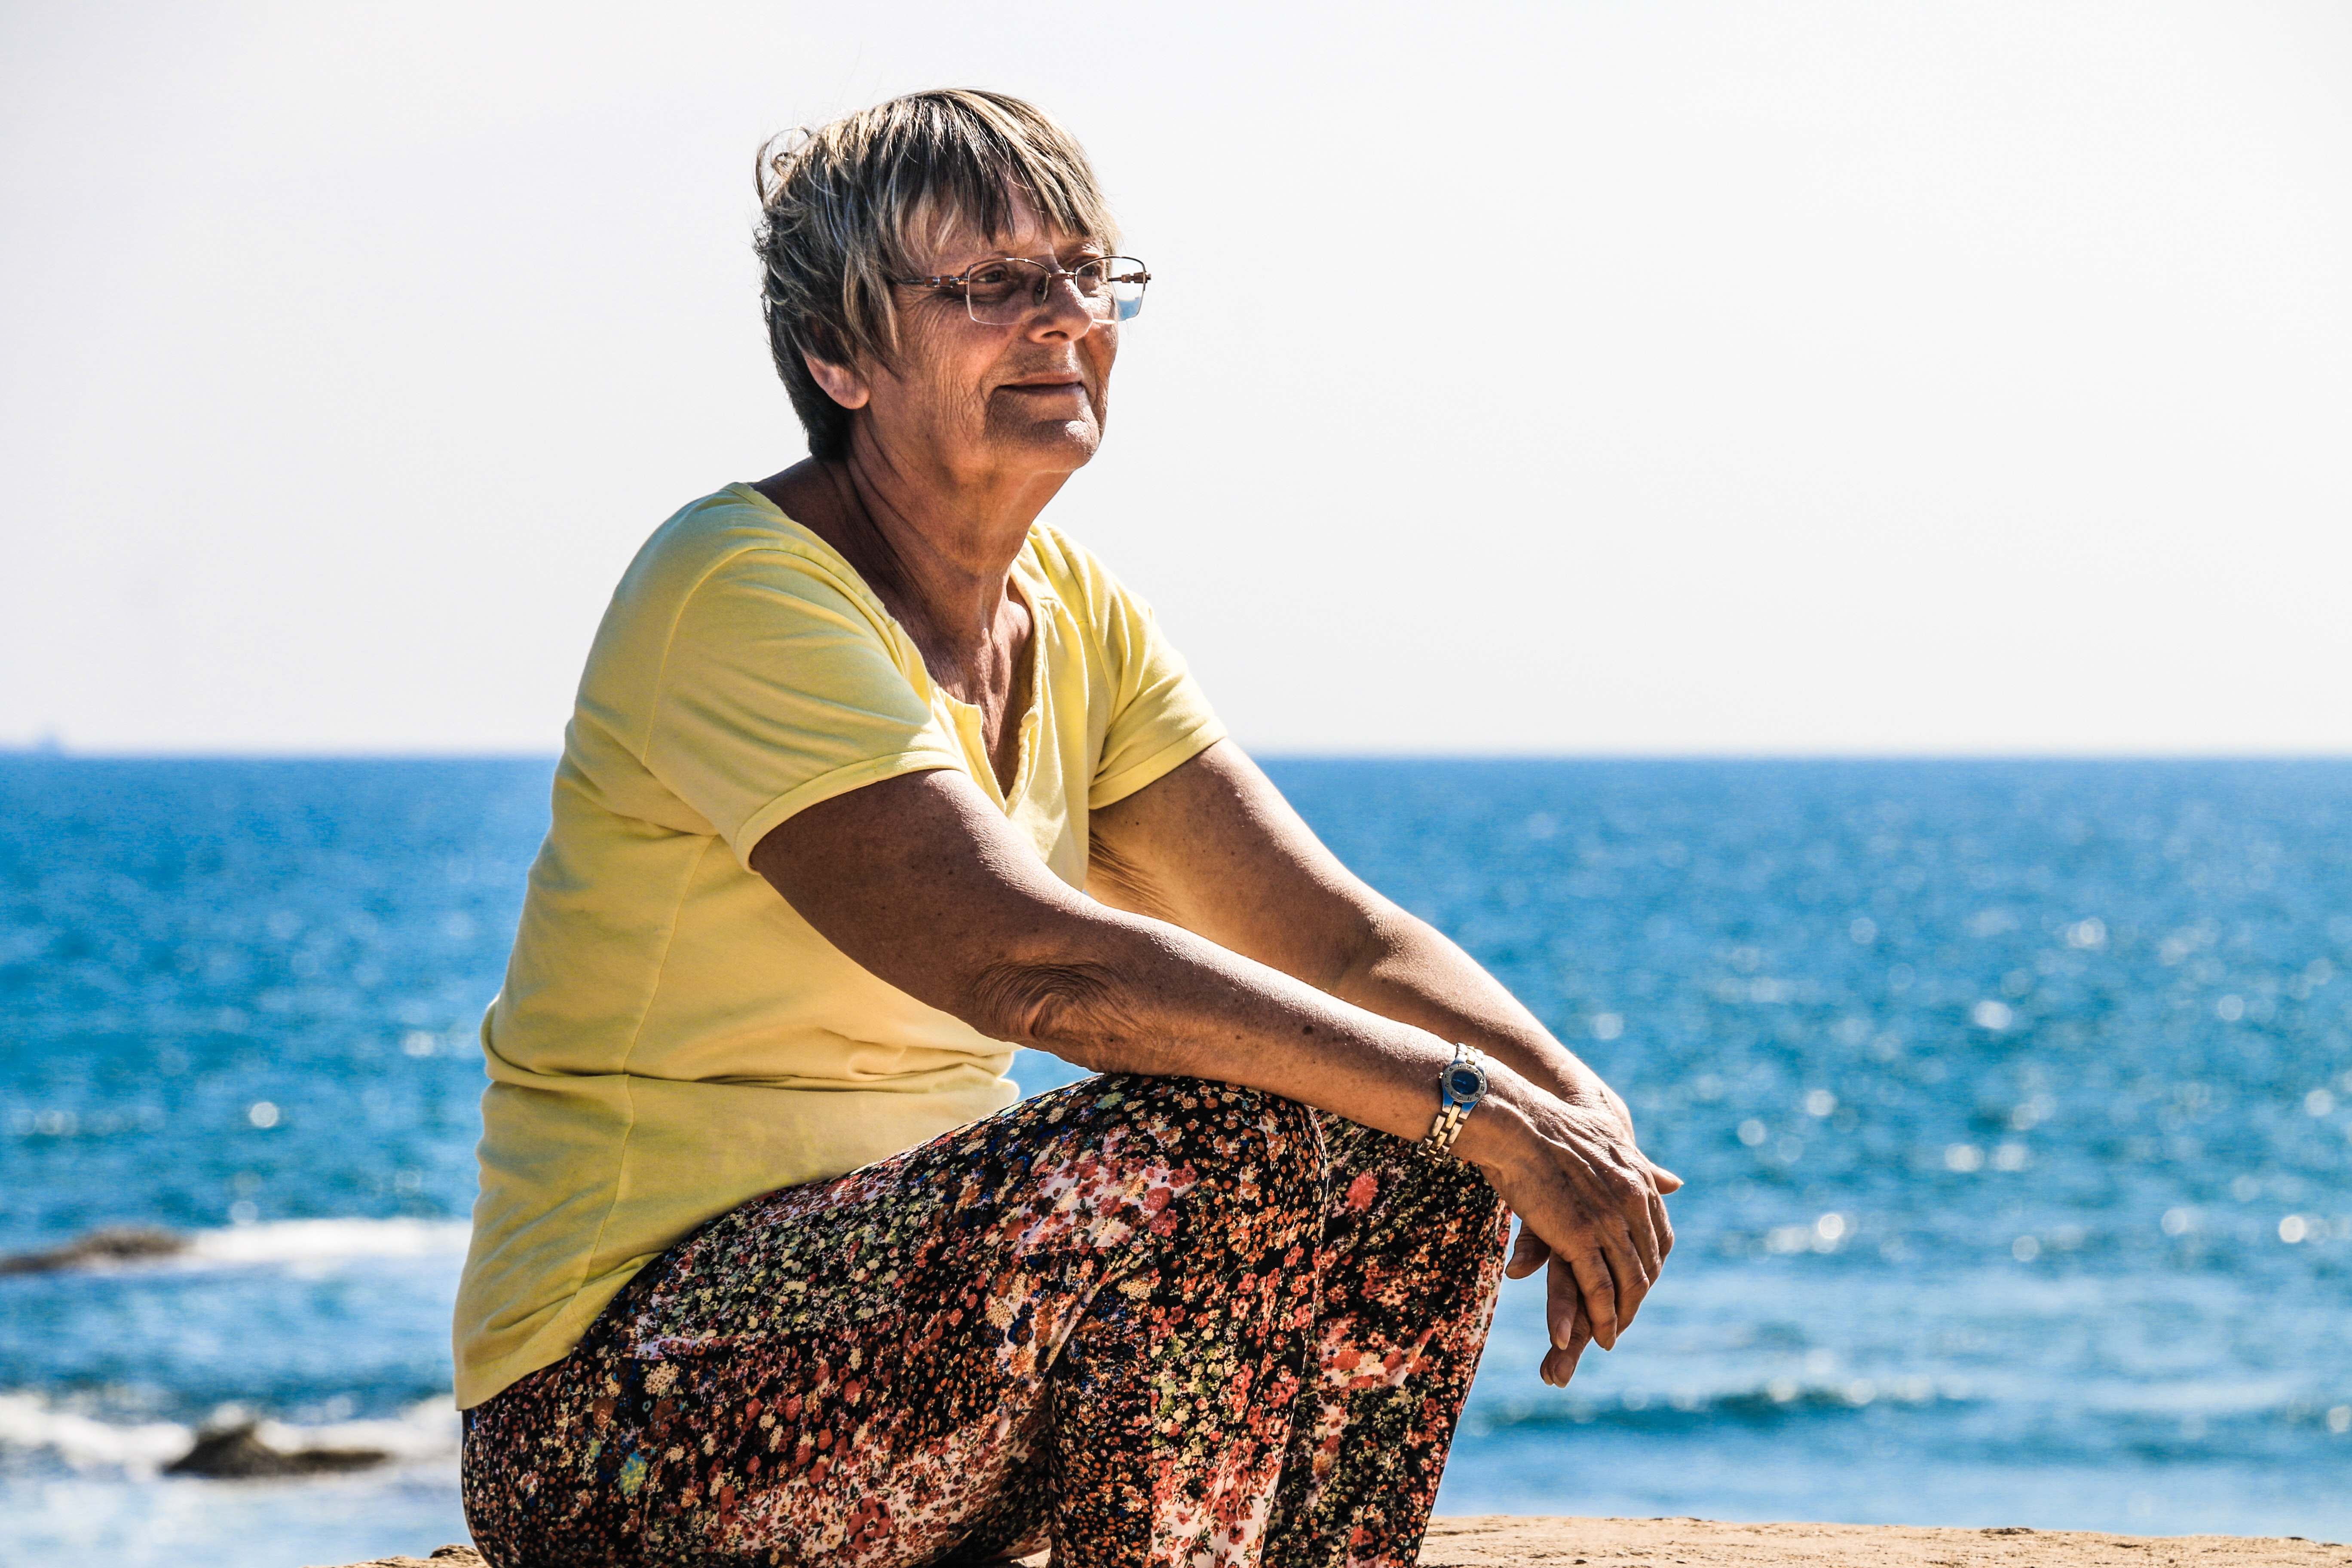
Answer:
[
  {"xmin": 1602, "ymin": 1165, "xmax": 1663, "ymax": 1313},
  {"xmin": 1649, "ymin": 1186, "xmax": 1675, "ymax": 1260},
  {"xmin": 1545, "ymin": 1251, "xmax": 1580, "ymax": 1350},
  {"xmin": 1507, "ymin": 1219, "xmax": 1553, "ymax": 1280},
  {"xmin": 1622, "ymin": 1170, "xmax": 1666, "ymax": 1285},
  {"xmin": 1601, "ymin": 1209, "xmax": 1660, "ymax": 1335},
  {"xmin": 1647, "ymin": 1160, "xmax": 1685, "ymax": 1194},
  {"xmin": 1542, "ymin": 1298, "xmax": 1592, "ymax": 1387},
  {"xmin": 1566, "ymin": 1241, "xmax": 1621, "ymax": 1350}
]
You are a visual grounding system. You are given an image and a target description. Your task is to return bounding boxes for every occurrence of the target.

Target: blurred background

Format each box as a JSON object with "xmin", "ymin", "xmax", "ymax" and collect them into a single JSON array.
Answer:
[{"xmin": 1, "ymin": 2, "xmax": 2348, "ymax": 1563}]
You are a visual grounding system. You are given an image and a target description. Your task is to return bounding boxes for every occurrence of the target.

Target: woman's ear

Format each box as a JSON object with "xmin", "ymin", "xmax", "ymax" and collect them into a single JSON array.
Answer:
[{"xmin": 803, "ymin": 352, "xmax": 871, "ymax": 411}]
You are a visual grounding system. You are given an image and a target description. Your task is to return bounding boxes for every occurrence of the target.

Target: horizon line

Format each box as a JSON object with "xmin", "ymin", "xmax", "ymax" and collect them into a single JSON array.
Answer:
[{"xmin": 9, "ymin": 747, "xmax": 2352, "ymax": 765}]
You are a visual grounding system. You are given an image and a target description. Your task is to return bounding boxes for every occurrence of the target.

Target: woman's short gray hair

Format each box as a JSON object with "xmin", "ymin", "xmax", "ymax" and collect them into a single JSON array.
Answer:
[{"xmin": 754, "ymin": 89, "xmax": 1119, "ymax": 460}]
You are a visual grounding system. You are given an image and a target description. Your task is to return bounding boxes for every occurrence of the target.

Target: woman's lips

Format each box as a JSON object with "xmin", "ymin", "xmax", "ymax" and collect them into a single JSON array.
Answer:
[{"xmin": 1000, "ymin": 379, "xmax": 1085, "ymax": 396}]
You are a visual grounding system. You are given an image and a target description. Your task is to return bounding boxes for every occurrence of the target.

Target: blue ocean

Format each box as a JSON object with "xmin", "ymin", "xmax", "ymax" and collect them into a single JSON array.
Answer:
[{"xmin": 2, "ymin": 756, "xmax": 2347, "ymax": 1565}]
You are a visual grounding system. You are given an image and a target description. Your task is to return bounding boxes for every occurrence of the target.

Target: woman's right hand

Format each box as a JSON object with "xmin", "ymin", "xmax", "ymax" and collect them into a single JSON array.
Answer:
[{"xmin": 1453, "ymin": 1067, "xmax": 1682, "ymax": 1386}]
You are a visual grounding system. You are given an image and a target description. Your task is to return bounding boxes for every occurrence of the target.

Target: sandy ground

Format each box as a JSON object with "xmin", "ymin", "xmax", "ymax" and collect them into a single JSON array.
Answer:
[
  {"xmin": 1420, "ymin": 1517, "xmax": 2351, "ymax": 1568},
  {"xmin": 318, "ymin": 1516, "xmax": 2352, "ymax": 1568}
]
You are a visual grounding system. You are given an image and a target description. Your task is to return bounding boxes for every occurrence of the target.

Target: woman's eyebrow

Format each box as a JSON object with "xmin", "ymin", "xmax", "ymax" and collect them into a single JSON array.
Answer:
[{"xmin": 934, "ymin": 236, "xmax": 1108, "ymax": 270}]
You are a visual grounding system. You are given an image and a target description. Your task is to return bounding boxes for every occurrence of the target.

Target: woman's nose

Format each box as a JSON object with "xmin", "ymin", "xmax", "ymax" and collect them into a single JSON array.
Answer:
[{"xmin": 1025, "ymin": 273, "xmax": 1099, "ymax": 340}]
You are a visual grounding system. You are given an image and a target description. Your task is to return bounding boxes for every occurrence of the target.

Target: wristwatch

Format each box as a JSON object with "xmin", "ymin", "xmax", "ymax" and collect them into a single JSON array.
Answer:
[{"xmin": 1421, "ymin": 1042, "xmax": 1489, "ymax": 1156}]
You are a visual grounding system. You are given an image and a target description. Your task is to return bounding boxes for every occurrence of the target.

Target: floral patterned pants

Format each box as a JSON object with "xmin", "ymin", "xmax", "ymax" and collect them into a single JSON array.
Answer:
[{"xmin": 462, "ymin": 1073, "xmax": 1509, "ymax": 1568}]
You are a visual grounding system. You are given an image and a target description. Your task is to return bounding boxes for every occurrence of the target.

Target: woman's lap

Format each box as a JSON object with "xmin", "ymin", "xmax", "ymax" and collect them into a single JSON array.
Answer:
[{"xmin": 463, "ymin": 1074, "xmax": 1507, "ymax": 1568}]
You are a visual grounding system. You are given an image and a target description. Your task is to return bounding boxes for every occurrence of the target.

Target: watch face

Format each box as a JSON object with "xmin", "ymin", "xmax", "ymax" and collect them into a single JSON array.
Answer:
[{"xmin": 1445, "ymin": 1064, "xmax": 1485, "ymax": 1099}]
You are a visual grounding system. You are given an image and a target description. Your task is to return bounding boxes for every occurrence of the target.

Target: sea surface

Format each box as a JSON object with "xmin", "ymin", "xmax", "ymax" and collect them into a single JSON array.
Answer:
[{"xmin": 1, "ymin": 756, "xmax": 2348, "ymax": 1564}]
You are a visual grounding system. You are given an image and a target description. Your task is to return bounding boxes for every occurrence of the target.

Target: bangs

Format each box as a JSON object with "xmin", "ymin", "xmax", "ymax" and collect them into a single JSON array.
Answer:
[{"xmin": 866, "ymin": 95, "xmax": 1118, "ymax": 270}]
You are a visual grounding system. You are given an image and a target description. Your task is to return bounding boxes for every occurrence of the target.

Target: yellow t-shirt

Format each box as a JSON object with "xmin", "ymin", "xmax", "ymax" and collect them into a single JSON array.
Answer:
[{"xmin": 453, "ymin": 483, "xmax": 1224, "ymax": 1409}]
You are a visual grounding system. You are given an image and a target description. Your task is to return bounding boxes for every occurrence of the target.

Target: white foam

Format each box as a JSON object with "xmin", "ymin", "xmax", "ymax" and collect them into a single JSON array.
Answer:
[
  {"xmin": 0, "ymin": 1390, "xmax": 459, "ymax": 1477},
  {"xmin": 182, "ymin": 1217, "xmax": 470, "ymax": 1266},
  {"xmin": 0, "ymin": 1393, "xmax": 190, "ymax": 1475},
  {"xmin": 257, "ymin": 1396, "xmax": 461, "ymax": 1463}
]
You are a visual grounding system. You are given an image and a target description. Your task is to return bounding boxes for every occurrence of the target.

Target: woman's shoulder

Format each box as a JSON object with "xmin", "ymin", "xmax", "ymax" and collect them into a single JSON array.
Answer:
[
  {"xmin": 1021, "ymin": 521, "xmax": 1144, "ymax": 621},
  {"xmin": 1021, "ymin": 522, "xmax": 1185, "ymax": 686},
  {"xmin": 620, "ymin": 484, "xmax": 867, "ymax": 602},
  {"xmin": 582, "ymin": 485, "xmax": 907, "ymax": 698}
]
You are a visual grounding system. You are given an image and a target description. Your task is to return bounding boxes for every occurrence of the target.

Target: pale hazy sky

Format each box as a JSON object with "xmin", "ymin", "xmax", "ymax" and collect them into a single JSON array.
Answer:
[{"xmin": 3, "ymin": 1, "xmax": 2348, "ymax": 755}]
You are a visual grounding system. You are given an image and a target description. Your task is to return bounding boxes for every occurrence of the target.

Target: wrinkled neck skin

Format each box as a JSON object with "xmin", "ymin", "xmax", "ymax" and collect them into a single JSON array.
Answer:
[
  {"xmin": 754, "ymin": 370, "xmax": 1101, "ymax": 795},
  {"xmin": 778, "ymin": 426, "xmax": 1068, "ymax": 680}
]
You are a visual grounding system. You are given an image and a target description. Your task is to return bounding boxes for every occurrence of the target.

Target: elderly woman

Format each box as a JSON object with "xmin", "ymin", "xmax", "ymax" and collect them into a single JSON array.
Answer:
[{"xmin": 456, "ymin": 88, "xmax": 1678, "ymax": 1568}]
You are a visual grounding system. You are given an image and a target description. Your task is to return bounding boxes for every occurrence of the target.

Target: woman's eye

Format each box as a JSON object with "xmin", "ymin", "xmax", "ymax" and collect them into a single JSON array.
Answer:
[{"xmin": 965, "ymin": 264, "xmax": 1014, "ymax": 288}]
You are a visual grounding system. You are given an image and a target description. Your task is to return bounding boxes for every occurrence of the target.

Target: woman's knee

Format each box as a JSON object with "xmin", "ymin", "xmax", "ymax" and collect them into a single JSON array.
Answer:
[
  {"xmin": 1031, "ymin": 1072, "xmax": 1326, "ymax": 1233},
  {"xmin": 1064, "ymin": 1070, "xmax": 1317, "ymax": 1161}
]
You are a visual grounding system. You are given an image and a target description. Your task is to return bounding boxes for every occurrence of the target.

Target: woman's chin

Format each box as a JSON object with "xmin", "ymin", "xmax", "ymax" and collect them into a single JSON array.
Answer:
[{"xmin": 981, "ymin": 416, "xmax": 1105, "ymax": 470}]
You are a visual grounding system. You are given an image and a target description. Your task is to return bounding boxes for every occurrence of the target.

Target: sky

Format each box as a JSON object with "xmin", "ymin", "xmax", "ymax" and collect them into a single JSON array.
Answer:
[{"xmin": 2, "ymin": 0, "xmax": 2349, "ymax": 756}]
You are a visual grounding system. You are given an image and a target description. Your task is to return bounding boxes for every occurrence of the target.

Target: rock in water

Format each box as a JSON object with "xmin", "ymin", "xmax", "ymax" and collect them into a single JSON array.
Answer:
[
  {"xmin": 163, "ymin": 1421, "xmax": 389, "ymax": 1477},
  {"xmin": 0, "ymin": 1225, "xmax": 186, "ymax": 1273}
]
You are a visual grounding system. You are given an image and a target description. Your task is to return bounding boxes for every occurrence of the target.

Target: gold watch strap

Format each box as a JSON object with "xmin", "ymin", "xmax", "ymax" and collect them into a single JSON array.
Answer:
[{"xmin": 1421, "ymin": 1042, "xmax": 1488, "ymax": 1156}]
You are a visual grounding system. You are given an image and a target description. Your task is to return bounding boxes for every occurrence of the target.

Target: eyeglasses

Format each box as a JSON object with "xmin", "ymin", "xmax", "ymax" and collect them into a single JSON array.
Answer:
[{"xmin": 893, "ymin": 255, "xmax": 1151, "ymax": 328}]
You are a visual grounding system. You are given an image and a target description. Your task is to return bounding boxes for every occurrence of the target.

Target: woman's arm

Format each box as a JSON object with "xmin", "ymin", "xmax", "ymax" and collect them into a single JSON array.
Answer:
[
  {"xmin": 1086, "ymin": 743, "xmax": 1639, "ymax": 1128},
  {"xmin": 1084, "ymin": 741, "xmax": 1677, "ymax": 1382},
  {"xmin": 750, "ymin": 760, "xmax": 1676, "ymax": 1381}
]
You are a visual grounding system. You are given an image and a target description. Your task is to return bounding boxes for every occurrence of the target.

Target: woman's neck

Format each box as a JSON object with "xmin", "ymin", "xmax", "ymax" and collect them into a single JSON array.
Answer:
[
  {"xmin": 758, "ymin": 445, "xmax": 1060, "ymax": 660},
  {"xmin": 754, "ymin": 449, "xmax": 1048, "ymax": 793}
]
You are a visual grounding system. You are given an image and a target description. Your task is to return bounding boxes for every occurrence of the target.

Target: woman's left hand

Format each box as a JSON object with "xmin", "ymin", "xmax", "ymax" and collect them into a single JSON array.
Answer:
[{"xmin": 1460, "ymin": 1078, "xmax": 1681, "ymax": 1387}]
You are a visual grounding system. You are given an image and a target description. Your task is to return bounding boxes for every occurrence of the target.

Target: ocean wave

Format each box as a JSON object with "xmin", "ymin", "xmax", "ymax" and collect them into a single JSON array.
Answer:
[
  {"xmin": 1, "ymin": 1216, "xmax": 473, "ymax": 1276},
  {"xmin": 183, "ymin": 1217, "xmax": 470, "ymax": 1266},
  {"xmin": 1464, "ymin": 1377, "xmax": 1961, "ymax": 1436},
  {"xmin": 252, "ymin": 1400, "xmax": 460, "ymax": 1464},
  {"xmin": 0, "ymin": 1393, "xmax": 190, "ymax": 1474},
  {"xmin": 0, "ymin": 1389, "xmax": 458, "ymax": 1478}
]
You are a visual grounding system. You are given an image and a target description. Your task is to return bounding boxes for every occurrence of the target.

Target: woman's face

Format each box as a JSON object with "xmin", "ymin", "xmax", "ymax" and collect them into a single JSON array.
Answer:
[{"xmin": 818, "ymin": 190, "xmax": 1118, "ymax": 490}]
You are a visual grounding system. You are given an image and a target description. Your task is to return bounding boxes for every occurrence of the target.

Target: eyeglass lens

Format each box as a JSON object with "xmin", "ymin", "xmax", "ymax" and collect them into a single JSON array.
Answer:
[{"xmin": 963, "ymin": 258, "xmax": 1147, "ymax": 327}]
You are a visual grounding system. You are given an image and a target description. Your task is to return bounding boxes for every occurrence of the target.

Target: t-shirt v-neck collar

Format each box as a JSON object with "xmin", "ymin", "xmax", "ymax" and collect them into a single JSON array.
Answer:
[
  {"xmin": 930, "ymin": 573, "xmax": 1046, "ymax": 808},
  {"xmin": 726, "ymin": 483, "xmax": 1047, "ymax": 809}
]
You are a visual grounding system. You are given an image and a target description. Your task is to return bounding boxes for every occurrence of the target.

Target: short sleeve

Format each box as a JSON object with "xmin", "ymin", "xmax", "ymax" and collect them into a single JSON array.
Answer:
[
  {"xmin": 641, "ymin": 549, "xmax": 966, "ymax": 866},
  {"xmin": 1086, "ymin": 570, "xmax": 1226, "ymax": 810}
]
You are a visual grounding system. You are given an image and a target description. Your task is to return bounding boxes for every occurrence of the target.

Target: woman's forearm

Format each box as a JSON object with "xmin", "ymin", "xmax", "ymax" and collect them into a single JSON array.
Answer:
[
  {"xmin": 756, "ymin": 769, "xmax": 1457, "ymax": 1144},
  {"xmin": 755, "ymin": 768, "xmax": 1673, "ymax": 1351},
  {"xmin": 1080, "ymin": 744, "xmax": 1634, "ymax": 1132},
  {"xmin": 959, "ymin": 897, "xmax": 1470, "ymax": 1148},
  {"xmin": 956, "ymin": 891, "xmax": 1670, "ymax": 1354},
  {"xmin": 1324, "ymin": 907, "xmax": 1636, "ymax": 1130}
]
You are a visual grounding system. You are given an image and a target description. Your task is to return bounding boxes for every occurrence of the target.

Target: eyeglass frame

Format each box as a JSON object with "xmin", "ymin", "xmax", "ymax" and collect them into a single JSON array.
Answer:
[{"xmin": 890, "ymin": 254, "xmax": 1152, "ymax": 326}]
